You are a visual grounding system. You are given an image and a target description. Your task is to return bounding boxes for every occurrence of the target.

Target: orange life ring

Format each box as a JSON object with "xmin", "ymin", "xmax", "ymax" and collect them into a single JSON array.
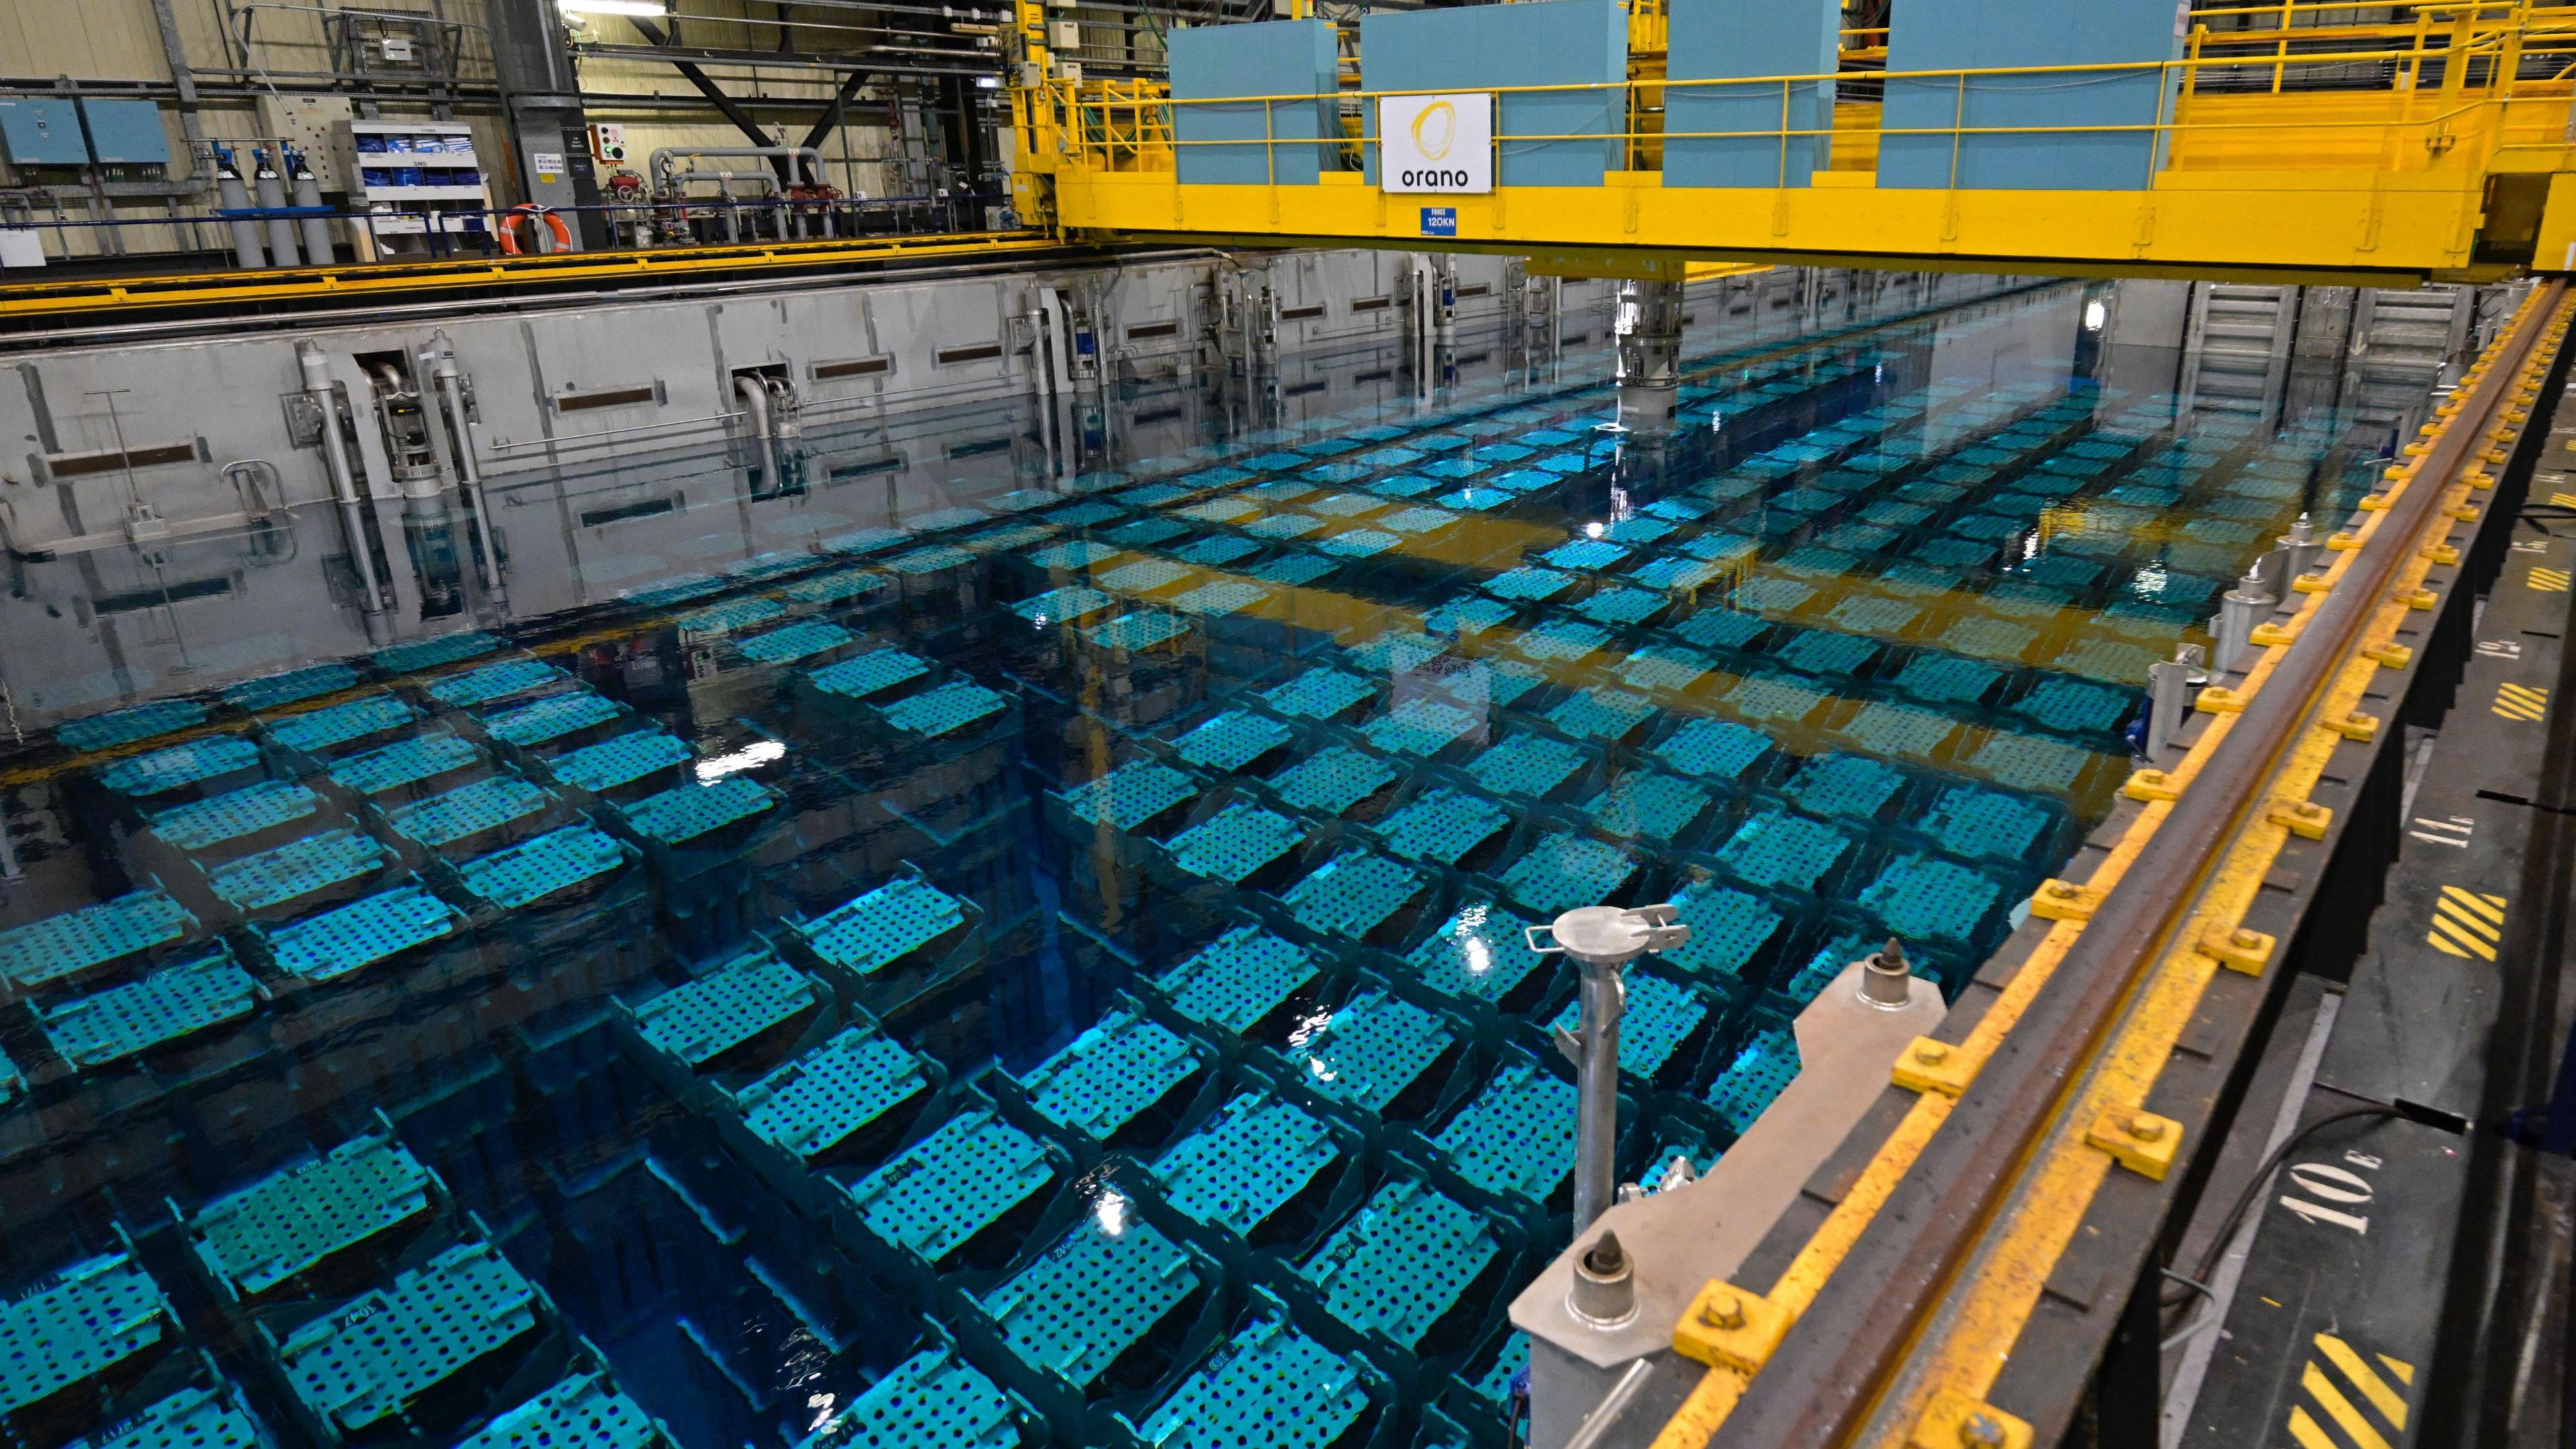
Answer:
[{"xmin": 496, "ymin": 205, "xmax": 574, "ymax": 256}]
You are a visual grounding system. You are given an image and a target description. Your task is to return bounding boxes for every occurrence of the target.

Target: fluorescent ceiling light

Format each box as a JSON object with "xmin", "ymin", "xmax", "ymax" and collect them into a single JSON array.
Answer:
[{"xmin": 557, "ymin": 1, "xmax": 670, "ymax": 16}]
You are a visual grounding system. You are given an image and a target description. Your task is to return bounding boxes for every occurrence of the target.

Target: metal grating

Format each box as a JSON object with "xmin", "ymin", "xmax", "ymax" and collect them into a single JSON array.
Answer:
[
  {"xmin": 328, "ymin": 732, "xmax": 480, "ymax": 796},
  {"xmin": 1279, "ymin": 989, "xmax": 1451, "ymax": 1114},
  {"xmin": 982, "ymin": 1210, "xmax": 1201, "ymax": 1388},
  {"xmin": 1497, "ymin": 833, "xmax": 1637, "ymax": 916},
  {"xmin": 801, "ymin": 1348, "xmax": 1017, "ymax": 1449},
  {"xmin": 1859, "ymin": 855, "xmax": 2001, "ymax": 948},
  {"xmin": 275, "ymin": 1240, "xmax": 538, "ymax": 1431},
  {"xmin": 1297, "ymin": 1179, "xmax": 1497, "ymax": 1348},
  {"xmin": 1260, "ymin": 667, "xmax": 1373, "ymax": 720},
  {"xmin": 386, "ymin": 775, "xmax": 550, "ymax": 850},
  {"xmin": 1059, "ymin": 761, "xmax": 1198, "ymax": 833},
  {"xmin": 1544, "ymin": 690, "xmax": 1654, "ymax": 745},
  {"xmin": 1839, "ymin": 702, "xmax": 1957, "ymax": 761},
  {"xmin": 1404, "ymin": 904, "xmax": 1547, "ymax": 1005},
  {"xmin": 629, "ymin": 949, "xmax": 817, "ymax": 1067},
  {"xmin": 483, "ymin": 691, "xmax": 622, "ymax": 748},
  {"xmin": 1267, "ymin": 747, "xmax": 1396, "ymax": 818},
  {"xmin": 1920, "ymin": 785, "xmax": 2053, "ymax": 861},
  {"xmin": 847, "ymin": 1109, "xmax": 1055, "ymax": 1263},
  {"xmin": 1151, "ymin": 1093, "xmax": 1334, "ymax": 1235},
  {"xmin": 1152, "ymin": 926, "xmax": 1318, "ymax": 1034},
  {"xmin": 150, "ymin": 782, "xmax": 323, "ymax": 853},
  {"xmin": 259, "ymin": 885, "xmax": 464, "ymax": 982},
  {"xmin": 1968, "ymin": 731, "xmax": 2094, "ymax": 795},
  {"xmin": 99, "ymin": 737, "xmax": 261, "ymax": 798},
  {"xmin": 1173, "ymin": 712, "xmax": 1293, "ymax": 773},
  {"xmin": 882, "ymin": 681, "xmax": 1008, "ymax": 739},
  {"xmin": 1784, "ymin": 753, "xmax": 1908, "ymax": 822},
  {"xmin": 1462, "ymin": 735, "xmax": 1588, "ymax": 801},
  {"xmin": 68, "ymin": 1385, "xmax": 266, "ymax": 1449},
  {"xmin": 793, "ymin": 877, "xmax": 965, "ymax": 975},
  {"xmin": 808, "ymin": 650, "xmax": 933, "ymax": 701},
  {"xmin": 617, "ymin": 777, "xmax": 776, "ymax": 845},
  {"xmin": 424, "ymin": 659, "xmax": 566, "ymax": 709},
  {"xmin": 1550, "ymin": 970, "xmax": 1705, "ymax": 1077},
  {"xmin": 59, "ymin": 700, "xmax": 208, "ymax": 753},
  {"xmin": 1016, "ymin": 1008, "xmax": 1202, "ymax": 1140},
  {"xmin": 548, "ymin": 731, "xmax": 692, "ymax": 794},
  {"xmin": 454, "ymin": 826, "xmax": 627, "ymax": 910},
  {"xmin": 0, "ymin": 1253, "xmax": 170, "ymax": 1414},
  {"xmin": 1375, "ymin": 789, "xmax": 1507, "ymax": 867},
  {"xmin": 40, "ymin": 949, "xmax": 261, "ymax": 1068},
  {"xmin": 1360, "ymin": 698, "xmax": 1481, "ymax": 757},
  {"xmin": 0, "ymin": 889, "xmax": 196, "ymax": 992},
  {"xmin": 191, "ymin": 1132, "xmax": 437, "ymax": 1295},
  {"xmin": 1136, "ymin": 1313, "xmax": 1369, "ymax": 1449},
  {"xmin": 1167, "ymin": 804, "xmax": 1305, "ymax": 884},
  {"xmin": 456, "ymin": 1373, "xmax": 666, "ymax": 1449},
  {"xmin": 1433, "ymin": 1061, "xmax": 1577, "ymax": 1203},
  {"xmin": 729, "ymin": 1025, "xmax": 928, "ymax": 1161},
  {"xmin": 208, "ymin": 828, "xmax": 388, "ymax": 912},
  {"xmin": 1583, "ymin": 773, "xmax": 1713, "ymax": 841},
  {"xmin": 1662, "ymin": 882, "xmax": 1783, "ymax": 981},
  {"xmin": 1280, "ymin": 852, "xmax": 1425, "ymax": 944},
  {"xmin": 735, "ymin": 621, "xmax": 855, "ymax": 665}
]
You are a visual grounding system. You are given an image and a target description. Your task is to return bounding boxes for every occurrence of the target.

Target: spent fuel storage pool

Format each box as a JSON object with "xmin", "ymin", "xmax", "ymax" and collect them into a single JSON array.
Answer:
[{"xmin": 0, "ymin": 278, "xmax": 2397, "ymax": 1449}]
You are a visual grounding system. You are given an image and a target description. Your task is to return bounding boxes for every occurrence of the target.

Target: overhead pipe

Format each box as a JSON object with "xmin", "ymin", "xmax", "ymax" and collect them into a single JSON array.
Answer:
[
  {"xmin": 650, "ymin": 146, "xmax": 826, "ymax": 189},
  {"xmin": 296, "ymin": 339, "xmax": 388, "ymax": 624}
]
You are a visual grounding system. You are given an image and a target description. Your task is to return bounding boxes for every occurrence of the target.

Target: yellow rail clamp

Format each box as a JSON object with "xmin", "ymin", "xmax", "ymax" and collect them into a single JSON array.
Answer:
[
  {"xmin": 2121, "ymin": 768, "xmax": 2180, "ymax": 802},
  {"xmin": 2449, "ymin": 502, "xmax": 2483, "ymax": 523},
  {"xmin": 2195, "ymin": 686, "xmax": 2247, "ymax": 714},
  {"xmin": 2086, "ymin": 1109, "xmax": 2184, "ymax": 1181},
  {"xmin": 2269, "ymin": 800, "xmax": 2333, "ymax": 840},
  {"xmin": 1672, "ymin": 1282, "xmax": 1792, "ymax": 1374},
  {"xmin": 2421, "ymin": 543, "xmax": 2461, "ymax": 566},
  {"xmin": 2249, "ymin": 622, "xmax": 2298, "ymax": 647},
  {"xmin": 2358, "ymin": 493, "xmax": 2395, "ymax": 512},
  {"xmin": 1907, "ymin": 1391, "xmax": 2033, "ymax": 1449},
  {"xmin": 2326, "ymin": 531, "xmax": 2363, "ymax": 552},
  {"xmin": 1893, "ymin": 1036, "xmax": 1982, "ymax": 1097},
  {"xmin": 2200, "ymin": 923, "xmax": 2277, "ymax": 976},
  {"xmin": 2485, "ymin": 447, "xmax": 2513, "ymax": 466},
  {"xmin": 2402, "ymin": 441, "xmax": 2432, "ymax": 458},
  {"xmin": 2365, "ymin": 642, "xmax": 2416, "ymax": 669},
  {"xmin": 2029, "ymin": 878, "xmax": 2104, "ymax": 922},
  {"xmin": 2291, "ymin": 572, "xmax": 2334, "ymax": 595},
  {"xmin": 2400, "ymin": 588, "xmax": 2439, "ymax": 610},
  {"xmin": 2328, "ymin": 711, "xmax": 2383, "ymax": 742},
  {"xmin": 2464, "ymin": 469, "xmax": 2495, "ymax": 492}
]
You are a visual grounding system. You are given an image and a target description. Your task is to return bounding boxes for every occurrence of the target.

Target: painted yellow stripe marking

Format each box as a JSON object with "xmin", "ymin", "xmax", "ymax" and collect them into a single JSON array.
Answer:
[
  {"xmin": 2315, "ymin": 1334, "xmax": 2410, "ymax": 1432},
  {"xmin": 2552, "ymin": 491, "xmax": 2576, "ymax": 507},
  {"xmin": 2430, "ymin": 928, "xmax": 2474, "ymax": 959},
  {"xmin": 2380, "ymin": 1354, "xmax": 2414, "ymax": 1385},
  {"xmin": 2302, "ymin": 1360, "xmax": 2395, "ymax": 1449},
  {"xmin": 2531, "ymin": 566, "xmax": 2572, "ymax": 592},
  {"xmin": 2286, "ymin": 1406, "xmax": 2341, "ymax": 1449},
  {"xmin": 2430, "ymin": 914, "xmax": 2499, "ymax": 961},
  {"xmin": 2436, "ymin": 902, "xmax": 2502, "ymax": 941},
  {"xmin": 2441, "ymin": 885, "xmax": 2509, "ymax": 924}
]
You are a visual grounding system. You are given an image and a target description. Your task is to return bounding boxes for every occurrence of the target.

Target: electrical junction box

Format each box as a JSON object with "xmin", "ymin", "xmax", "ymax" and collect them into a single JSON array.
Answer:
[
  {"xmin": 380, "ymin": 35, "xmax": 416, "ymax": 62},
  {"xmin": 0, "ymin": 99, "xmax": 86, "ymax": 168},
  {"xmin": 78, "ymin": 101, "xmax": 170, "ymax": 168},
  {"xmin": 1049, "ymin": 20, "xmax": 1081, "ymax": 49},
  {"xmin": 589, "ymin": 124, "xmax": 627, "ymax": 164}
]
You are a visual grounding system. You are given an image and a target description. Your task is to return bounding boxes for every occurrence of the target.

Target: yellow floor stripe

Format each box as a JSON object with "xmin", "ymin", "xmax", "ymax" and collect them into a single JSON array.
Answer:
[
  {"xmin": 2314, "ymin": 1334, "xmax": 2409, "ymax": 1432},
  {"xmin": 2379, "ymin": 1354, "xmax": 2414, "ymax": 1385},
  {"xmin": 2441, "ymin": 885, "xmax": 2508, "ymax": 924},
  {"xmin": 2531, "ymin": 567, "xmax": 2571, "ymax": 592},
  {"xmin": 2430, "ymin": 913, "xmax": 2500, "ymax": 961},
  {"xmin": 2304, "ymin": 1362, "xmax": 2396, "ymax": 1449},
  {"xmin": 2435, "ymin": 898, "xmax": 2503, "ymax": 940},
  {"xmin": 2552, "ymin": 492, "xmax": 2576, "ymax": 507},
  {"xmin": 2286, "ymin": 1406, "xmax": 2342, "ymax": 1449},
  {"xmin": 2430, "ymin": 930, "xmax": 2473, "ymax": 959}
]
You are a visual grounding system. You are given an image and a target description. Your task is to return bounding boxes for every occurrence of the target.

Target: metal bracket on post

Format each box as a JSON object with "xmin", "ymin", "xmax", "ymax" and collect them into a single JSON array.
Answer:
[
  {"xmin": 1529, "ymin": 904, "xmax": 1693, "ymax": 1240},
  {"xmin": 2145, "ymin": 641, "xmax": 2206, "ymax": 758}
]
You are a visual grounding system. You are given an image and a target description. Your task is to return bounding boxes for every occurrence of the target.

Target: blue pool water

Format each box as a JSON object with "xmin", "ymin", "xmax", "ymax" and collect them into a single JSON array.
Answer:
[{"xmin": 0, "ymin": 280, "xmax": 2391, "ymax": 1449}]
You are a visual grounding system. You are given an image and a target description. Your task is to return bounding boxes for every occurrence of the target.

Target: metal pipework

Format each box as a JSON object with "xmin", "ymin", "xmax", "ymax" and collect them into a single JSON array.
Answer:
[
  {"xmin": 427, "ymin": 333, "xmax": 506, "ymax": 603},
  {"xmin": 1531, "ymin": 904, "xmax": 1693, "ymax": 1237},
  {"xmin": 295, "ymin": 340, "xmax": 387, "ymax": 620},
  {"xmin": 649, "ymin": 146, "xmax": 825, "ymax": 190}
]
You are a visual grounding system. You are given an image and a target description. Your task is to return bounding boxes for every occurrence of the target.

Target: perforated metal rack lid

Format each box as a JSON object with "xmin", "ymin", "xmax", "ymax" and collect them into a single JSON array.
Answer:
[
  {"xmin": 149, "ymin": 782, "xmax": 324, "ymax": 854},
  {"xmin": 980, "ymin": 1213, "xmax": 1200, "ymax": 1388},
  {"xmin": 1259, "ymin": 666, "xmax": 1373, "ymax": 720},
  {"xmin": 39, "ymin": 949, "xmax": 262, "ymax": 1070},
  {"xmin": 1376, "ymin": 789, "xmax": 1507, "ymax": 867},
  {"xmin": 1708, "ymin": 1025, "xmax": 1803, "ymax": 1134},
  {"xmin": 847, "ymin": 1108, "xmax": 1055, "ymax": 1261},
  {"xmin": 794, "ymin": 876, "xmax": 965, "ymax": 974},
  {"xmin": 208, "ymin": 828, "xmax": 389, "ymax": 912},
  {"xmin": 1282, "ymin": 853, "xmax": 1425, "ymax": 945},
  {"xmin": 371, "ymin": 631, "xmax": 499, "ymax": 674},
  {"xmin": 68, "ymin": 1384, "xmax": 265, "ymax": 1449},
  {"xmin": 0, "ymin": 888, "xmax": 196, "ymax": 993},
  {"xmin": 673, "ymin": 596, "xmax": 787, "ymax": 636},
  {"xmin": 781, "ymin": 568, "xmax": 888, "ymax": 608},
  {"xmin": 882, "ymin": 681, "xmax": 1008, "ymax": 739},
  {"xmin": 59, "ymin": 699, "xmax": 209, "ymax": 753},
  {"xmin": 1154, "ymin": 926, "xmax": 1316, "ymax": 1034},
  {"xmin": 1270, "ymin": 747, "xmax": 1397, "ymax": 818},
  {"xmin": 1281, "ymin": 988, "xmax": 1451, "ymax": 1114},
  {"xmin": 619, "ymin": 777, "xmax": 777, "ymax": 845},
  {"xmin": 225, "ymin": 663, "xmax": 360, "ymax": 712},
  {"xmin": 548, "ymin": 731, "xmax": 692, "ymax": 794},
  {"xmin": 1499, "ymin": 835, "xmax": 1639, "ymax": 918},
  {"xmin": 801, "ymin": 1345, "xmax": 1018, "ymax": 1449},
  {"xmin": 260, "ymin": 885, "xmax": 464, "ymax": 982},
  {"xmin": 1860, "ymin": 855, "xmax": 2004, "ymax": 949},
  {"xmin": 423, "ymin": 658, "xmax": 567, "ymax": 709},
  {"xmin": 1434, "ymin": 1061, "xmax": 1578, "ymax": 1201},
  {"xmin": 1019, "ymin": 1008, "xmax": 1201, "ymax": 1138},
  {"xmin": 328, "ymin": 732, "xmax": 480, "ymax": 797},
  {"xmin": 1136, "ymin": 1310, "xmax": 1370, "ymax": 1449},
  {"xmin": 99, "ymin": 736, "xmax": 262, "ymax": 798},
  {"xmin": 482, "ymin": 691, "xmax": 621, "ymax": 748},
  {"xmin": 1168, "ymin": 803, "xmax": 1305, "ymax": 885},
  {"xmin": 455, "ymin": 826, "xmax": 628, "ymax": 910},
  {"xmin": 455, "ymin": 1371, "xmax": 665, "ymax": 1449},
  {"xmin": 191, "ymin": 1132, "xmax": 436, "ymax": 1293},
  {"xmin": 1297, "ymin": 1178, "xmax": 1499, "ymax": 1347},
  {"xmin": 1550, "ymin": 970, "xmax": 1707, "ymax": 1077},
  {"xmin": 631, "ymin": 950, "xmax": 818, "ymax": 1067},
  {"xmin": 1011, "ymin": 585, "xmax": 1117, "ymax": 627},
  {"xmin": 265, "ymin": 691, "xmax": 417, "ymax": 747},
  {"xmin": 387, "ymin": 776, "xmax": 550, "ymax": 851},
  {"xmin": 1085, "ymin": 612, "xmax": 1191, "ymax": 653},
  {"xmin": 730, "ymin": 1026, "xmax": 928, "ymax": 1160},
  {"xmin": 274, "ymin": 1240, "xmax": 538, "ymax": 1429},
  {"xmin": 1152, "ymin": 1093, "xmax": 1334, "ymax": 1234},
  {"xmin": 0, "ymin": 1252, "xmax": 169, "ymax": 1415}
]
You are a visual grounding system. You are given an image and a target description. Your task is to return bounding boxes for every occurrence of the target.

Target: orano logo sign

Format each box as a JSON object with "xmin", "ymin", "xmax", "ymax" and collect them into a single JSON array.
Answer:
[{"xmin": 1381, "ymin": 92, "xmax": 1493, "ymax": 195}]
